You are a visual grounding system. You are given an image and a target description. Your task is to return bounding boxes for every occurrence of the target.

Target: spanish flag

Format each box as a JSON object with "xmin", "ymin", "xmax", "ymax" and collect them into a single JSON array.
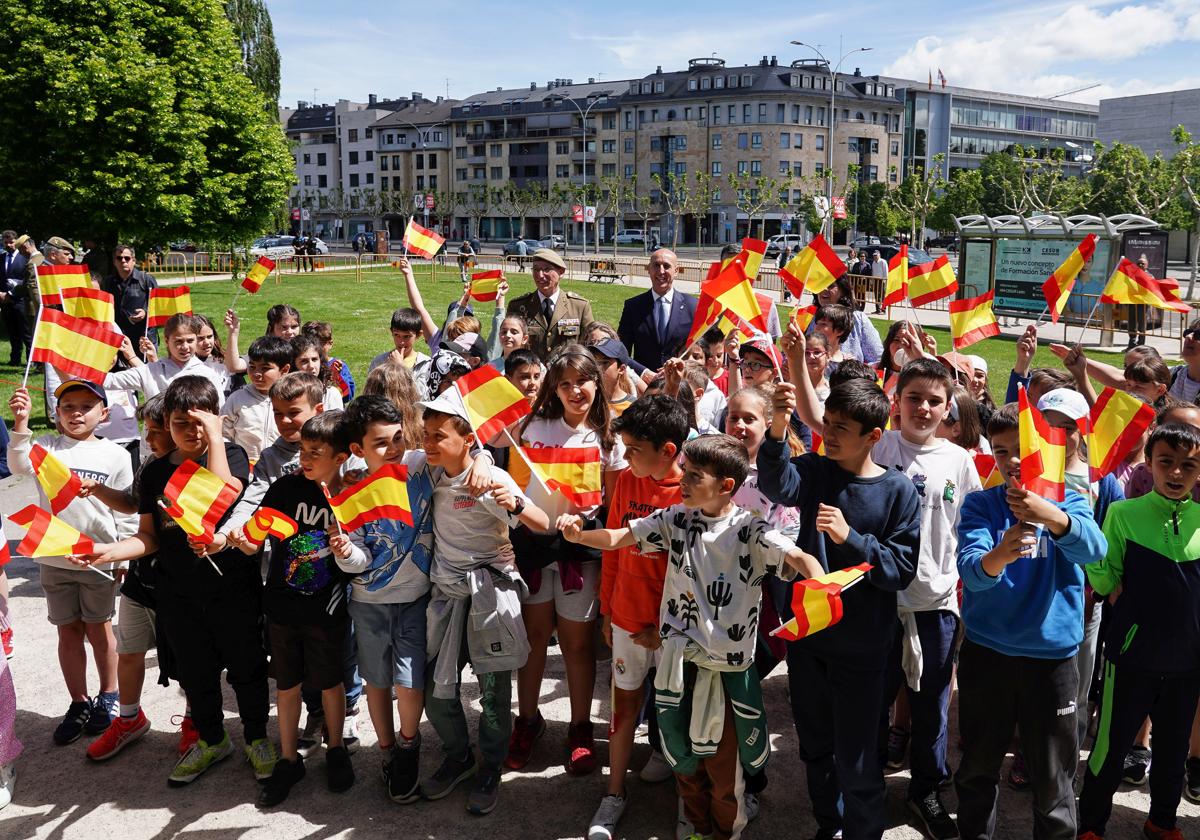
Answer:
[
  {"xmin": 241, "ymin": 506, "xmax": 300, "ymax": 548},
  {"xmin": 61, "ymin": 287, "xmax": 115, "ymax": 325},
  {"xmin": 709, "ymin": 238, "xmax": 769, "ymax": 283},
  {"xmin": 325, "ymin": 463, "xmax": 413, "ymax": 530},
  {"xmin": 791, "ymin": 304, "xmax": 817, "ymax": 333},
  {"xmin": 882, "ymin": 245, "xmax": 908, "ymax": 307},
  {"xmin": 702, "ymin": 261, "xmax": 767, "ymax": 335},
  {"xmin": 241, "ymin": 256, "xmax": 275, "ymax": 293},
  {"xmin": 973, "ymin": 453, "xmax": 1005, "ymax": 489},
  {"xmin": 949, "ymin": 290, "xmax": 1000, "ymax": 350},
  {"xmin": 32, "ymin": 309, "xmax": 124, "ymax": 385},
  {"xmin": 160, "ymin": 460, "xmax": 241, "ymax": 543},
  {"xmin": 1087, "ymin": 387, "xmax": 1156, "ymax": 483},
  {"xmin": 810, "ymin": 430, "xmax": 826, "ymax": 455},
  {"xmin": 907, "ymin": 255, "xmax": 958, "ymax": 306},
  {"xmin": 1042, "ymin": 234, "xmax": 1097, "ymax": 323},
  {"xmin": 779, "ymin": 234, "xmax": 845, "ymax": 298},
  {"xmin": 37, "ymin": 264, "xmax": 92, "ymax": 307},
  {"xmin": 469, "ymin": 270, "xmax": 504, "ymax": 302},
  {"xmin": 684, "ymin": 294, "xmax": 725, "ymax": 348},
  {"xmin": 1018, "ymin": 386, "xmax": 1066, "ymax": 502},
  {"xmin": 454, "ymin": 365, "xmax": 531, "ymax": 443},
  {"xmin": 520, "ymin": 445, "xmax": 602, "ymax": 508},
  {"xmin": 402, "ymin": 220, "xmax": 445, "ymax": 259},
  {"xmin": 30, "ymin": 443, "xmax": 83, "ymax": 515},
  {"xmin": 332, "ymin": 362, "xmax": 352, "ymax": 399},
  {"xmin": 1100, "ymin": 258, "xmax": 1192, "ymax": 314},
  {"xmin": 772, "ymin": 563, "xmax": 871, "ymax": 640},
  {"xmin": 10, "ymin": 504, "xmax": 95, "ymax": 557},
  {"xmin": 147, "ymin": 286, "xmax": 192, "ymax": 329}
]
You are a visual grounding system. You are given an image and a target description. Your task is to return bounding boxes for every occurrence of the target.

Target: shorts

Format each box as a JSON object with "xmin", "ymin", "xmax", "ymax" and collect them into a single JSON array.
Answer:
[
  {"xmin": 523, "ymin": 560, "xmax": 600, "ymax": 623},
  {"xmin": 611, "ymin": 623, "xmax": 661, "ymax": 691},
  {"xmin": 40, "ymin": 564, "xmax": 117, "ymax": 626},
  {"xmin": 348, "ymin": 595, "xmax": 428, "ymax": 690},
  {"xmin": 115, "ymin": 594, "xmax": 156, "ymax": 654},
  {"xmin": 269, "ymin": 620, "xmax": 348, "ymax": 692}
]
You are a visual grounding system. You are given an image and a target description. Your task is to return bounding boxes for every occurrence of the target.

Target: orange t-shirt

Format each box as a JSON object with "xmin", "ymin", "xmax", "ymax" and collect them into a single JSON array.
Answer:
[{"xmin": 601, "ymin": 467, "xmax": 683, "ymax": 633}]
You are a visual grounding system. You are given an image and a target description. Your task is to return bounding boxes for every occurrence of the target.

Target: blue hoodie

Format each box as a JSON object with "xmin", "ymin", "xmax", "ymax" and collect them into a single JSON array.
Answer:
[{"xmin": 957, "ymin": 485, "xmax": 1107, "ymax": 660}]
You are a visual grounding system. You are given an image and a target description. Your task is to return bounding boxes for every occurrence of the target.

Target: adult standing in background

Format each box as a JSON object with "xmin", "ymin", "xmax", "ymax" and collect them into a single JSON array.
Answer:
[
  {"xmin": 870, "ymin": 249, "xmax": 888, "ymax": 314},
  {"xmin": 1126, "ymin": 254, "xmax": 1150, "ymax": 349},
  {"xmin": 0, "ymin": 231, "xmax": 28, "ymax": 365},
  {"xmin": 617, "ymin": 248, "xmax": 698, "ymax": 372},
  {"xmin": 102, "ymin": 244, "xmax": 157, "ymax": 360},
  {"xmin": 507, "ymin": 248, "xmax": 593, "ymax": 359}
]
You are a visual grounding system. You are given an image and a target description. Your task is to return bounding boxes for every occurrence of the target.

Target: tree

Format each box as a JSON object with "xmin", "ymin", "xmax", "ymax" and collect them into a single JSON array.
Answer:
[
  {"xmin": 509, "ymin": 182, "xmax": 546, "ymax": 240},
  {"xmin": 977, "ymin": 151, "xmax": 1027, "ymax": 216},
  {"xmin": 592, "ymin": 175, "xmax": 626, "ymax": 253},
  {"xmin": 0, "ymin": 0, "xmax": 294, "ymax": 250},
  {"xmin": 729, "ymin": 173, "xmax": 785, "ymax": 240},
  {"xmin": 224, "ymin": 0, "xmax": 280, "ymax": 112},
  {"xmin": 679, "ymin": 172, "xmax": 716, "ymax": 256},
  {"xmin": 652, "ymin": 172, "xmax": 691, "ymax": 249},
  {"xmin": 324, "ymin": 186, "xmax": 352, "ymax": 242},
  {"xmin": 886, "ymin": 154, "xmax": 946, "ymax": 247},
  {"xmin": 463, "ymin": 184, "xmax": 494, "ymax": 241},
  {"xmin": 625, "ymin": 175, "xmax": 657, "ymax": 245},
  {"xmin": 1173, "ymin": 126, "xmax": 1200, "ymax": 297},
  {"xmin": 927, "ymin": 168, "xmax": 983, "ymax": 233}
]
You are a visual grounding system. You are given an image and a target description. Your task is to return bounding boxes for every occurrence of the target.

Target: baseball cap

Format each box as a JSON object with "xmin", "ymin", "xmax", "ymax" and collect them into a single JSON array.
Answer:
[
  {"xmin": 1037, "ymin": 388, "xmax": 1089, "ymax": 422},
  {"xmin": 416, "ymin": 388, "xmax": 469, "ymax": 422},
  {"xmin": 740, "ymin": 335, "xmax": 783, "ymax": 367},
  {"xmin": 530, "ymin": 248, "xmax": 566, "ymax": 271},
  {"xmin": 54, "ymin": 379, "xmax": 108, "ymax": 406},
  {"xmin": 936, "ymin": 351, "xmax": 975, "ymax": 383},
  {"xmin": 588, "ymin": 338, "xmax": 632, "ymax": 366},
  {"xmin": 965, "ymin": 354, "xmax": 987, "ymax": 375},
  {"xmin": 12, "ymin": 234, "xmax": 30, "ymax": 249},
  {"xmin": 444, "ymin": 331, "xmax": 487, "ymax": 361}
]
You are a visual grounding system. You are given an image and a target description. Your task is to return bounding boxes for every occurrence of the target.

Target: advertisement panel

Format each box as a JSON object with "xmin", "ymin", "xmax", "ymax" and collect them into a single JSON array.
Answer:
[
  {"xmin": 960, "ymin": 240, "xmax": 992, "ymax": 299},
  {"xmin": 993, "ymin": 238, "xmax": 1111, "ymax": 317}
]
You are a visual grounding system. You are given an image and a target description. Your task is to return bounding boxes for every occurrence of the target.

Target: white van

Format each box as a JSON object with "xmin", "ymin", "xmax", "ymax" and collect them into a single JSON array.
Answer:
[{"xmin": 765, "ymin": 234, "xmax": 805, "ymax": 258}]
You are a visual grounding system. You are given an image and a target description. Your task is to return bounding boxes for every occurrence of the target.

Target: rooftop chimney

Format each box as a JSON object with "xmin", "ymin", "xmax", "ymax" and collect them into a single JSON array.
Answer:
[
  {"xmin": 298, "ymin": 100, "xmax": 307, "ymax": 110},
  {"xmin": 368, "ymin": 93, "xmax": 377, "ymax": 105},
  {"xmin": 770, "ymin": 55, "xmax": 777, "ymax": 66},
  {"xmin": 530, "ymin": 82, "xmax": 537, "ymax": 90},
  {"xmin": 655, "ymin": 65, "xmax": 662, "ymax": 74},
  {"xmin": 436, "ymin": 95, "xmax": 443, "ymax": 103},
  {"xmin": 411, "ymin": 91, "xmax": 423, "ymax": 102},
  {"xmin": 496, "ymin": 86, "xmax": 502, "ymax": 92},
  {"xmin": 853, "ymin": 67, "xmax": 862, "ymax": 77},
  {"xmin": 588, "ymin": 77, "xmax": 595, "ymax": 83},
  {"xmin": 761, "ymin": 55, "xmax": 768, "ymax": 66}
]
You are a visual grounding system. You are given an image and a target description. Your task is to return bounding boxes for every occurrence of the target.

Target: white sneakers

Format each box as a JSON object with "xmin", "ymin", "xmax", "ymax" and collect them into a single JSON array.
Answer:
[
  {"xmin": 588, "ymin": 793, "xmax": 627, "ymax": 840},
  {"xmin": 0, "ymin": 762, "xmax": 17, "ymax": 810},
  {"xmin": 640, "ymin": 751, "xmax": 674, "ymax": 783}
]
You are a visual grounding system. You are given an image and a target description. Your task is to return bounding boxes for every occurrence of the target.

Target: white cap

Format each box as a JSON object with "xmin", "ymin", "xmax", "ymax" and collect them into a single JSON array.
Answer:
[
  {"xmin": 966, "ymin": 354, "xmax": 987, "ymax": 375},
  {"xmin": 416, "ymin": 388, "xmax": 469, "ymax": 422},
  {"xmin": 1037, "ymin": 388, "xmax": 1089, "ymax": 422}
]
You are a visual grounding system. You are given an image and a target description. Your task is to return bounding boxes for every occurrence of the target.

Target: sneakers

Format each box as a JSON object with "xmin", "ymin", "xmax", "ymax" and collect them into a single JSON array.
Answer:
[
  {"xmin": 297, "ymin": 709, "xmax": 325, "ymax": 758},
  {"xmin": 0, "ymin": 763, "xmax": 14, "ymax": 811},
  {"xmin": 168, "ymin": 733, "xmax": 233, "ymax": 786},
  {"xmin": 1185, "ymin": 756, "xmax": 1200, "ymax": 803},
  {"xmin": 326, "ymin": 745, "xmax": 355, "ymax": 793},
  {"xmin": 744, "ymin": 792, "xmax": 761, "ymax": 822},
  {"xmin": 1123, "ymin": 746, "xmax": 1151, "ymax": 785},
  {"xmin": 505, "ymin": 712, "xmax": 545, "ymax": 770},
  {"xmin": 420, "ymin": 752, "xmax": 478, "ymax": 800},
  {"xmin": 176, "ymin": 715, "xmax": 199, "ymax": 756},
  {"xmin": 566, "ymin": 720, "xmax": 597, "ymax": 775},
  {"xmin": 84, "ymin": 691, "xmax": 119, "ymax": 735},
  {"xmin": 467, "ymin": 765, "xmax": 501, "ymax": 816},
  {"xmin": 1, "ymin": 628, "xmax": 12, "ymax": 659},
  {"xmin": 258, "ymin": 756, "xmax": 305, "ymax": 807},
  {"xmin": 245, "ymin": 738, "xmax": 279, "ymax": 781},
  {"xmin": 341, "ymin": 712, "xmax": 360, "ymax": 754},
  {"xmin": 588, "ymin": 792, "xmax": 627, "ymax": 839},
  {"xmin": 86, "ymin": 710, "xmax": 151, "ymax": 761},
  {"xmin": 1006, "ymin": 751, "xmax": 1030, "ymax": 791},
  {"xmin": 384, "ymin": 737, "xmax": 421, "ymax": 804},
  {"xmin": 908, "ymin": 791, "xmax": 959, "ymax": 840},
  {"xmin": 887, "ymin": 726, "xmax": 910, "ymax": 770},
  {"xmin": 639, "ymin": 751, "xmax": 674, "ymax": 783},
  {"xmin": 1143, "ymin": 820, "xmax": 1185, "ymax": 840},
  {"xmin": 53, "ymin": 700, "xmax": 93, "ymax": 745}
]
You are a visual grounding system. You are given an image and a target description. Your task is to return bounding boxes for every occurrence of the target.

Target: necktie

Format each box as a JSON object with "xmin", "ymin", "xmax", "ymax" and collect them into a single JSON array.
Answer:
[
  {"xmin": 656, "ymin": 295, "xmax": 668, "ymax": 345},
  {"xmin": 542, "ymin": 296, "xmax": 553, "ymax": 325}
]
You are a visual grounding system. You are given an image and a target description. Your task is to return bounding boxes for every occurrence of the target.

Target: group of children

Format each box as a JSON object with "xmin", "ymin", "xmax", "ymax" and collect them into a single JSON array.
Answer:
[{"xmin": 1, "ymin": 255, "xmax": 1199, "ymax": 840}]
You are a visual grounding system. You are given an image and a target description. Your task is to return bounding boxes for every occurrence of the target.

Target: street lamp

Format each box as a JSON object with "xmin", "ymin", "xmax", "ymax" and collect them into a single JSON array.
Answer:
[
  {"xmin": 546, "ymin": 92, "xmax": 609, "ymax": 255},
  {"xmin": 398, "ymin": 118, "xmax": 447, "ymax": 235},
  {"xmin": 791, "ymin": 40, "xmax": 872, "ymax": 241}
]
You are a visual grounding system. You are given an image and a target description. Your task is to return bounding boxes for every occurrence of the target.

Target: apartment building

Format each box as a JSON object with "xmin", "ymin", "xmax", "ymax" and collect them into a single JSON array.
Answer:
[{"xmin": 373, "ymin": 99, "xmax": 458, "ymax": 241}]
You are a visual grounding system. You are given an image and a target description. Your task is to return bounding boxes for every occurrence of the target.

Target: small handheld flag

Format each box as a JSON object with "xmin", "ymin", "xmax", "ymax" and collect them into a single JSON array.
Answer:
[
  {"xmin": 779, "ymin": 234, "xmax": 845, "ymax": 298},
  {"xmin": 1087, "ymin": 387, "xmax": 1156, "ymax": 482},
  {"xmin": 949, "ymin": 290, "xmax": 1000, "ymax": 350},
  {"xmin": 772, "ymin": 563, "xmax": 871, "ymax": 640},
  {"xmin": 469, "ymin": 270, "xmax": 504, "ymax": 302},
  {"xmin": 1018, "ymin": 386, "xmax": 1066, "ymax": 502},
  {"xmin": 10, "ymin": 504, "xmax": 95, "ymax": 557},
  {"xmin": 241, "ymin": 507, "xmax": 300, "ymax": 548},
  {"xmin": 882, "ymin": 245, "xmax": 908, "ymax": 307},
  {"xmin": 241, "ymin": 256, "xmax": 275, "ymax": 293},
  {"xmin": 32, "ymin": 309, "xmax": 124, "ymax": 385},
  {"xmin": 907, "ymin": 255, "xmax": 958, "ymax": 306},
  {"xmin": 29, "ymin": 443, "xmax": 84, "ymax": 515},
  {"xmin": 1100, "ymin": 258, "xmax": 1192, "ymax": 314},
  {"xmin": 36, "ymin": 264, "xmax": 91, "ymax": 306},
  {"xmin": 332, "ymin": 362, "xmax": 352, "ymax": 399},
  {"xmin": 147, "ymin": 286, "xmax": 193, "ymax": 329},
  {"xmin": 454, "ymin": 365, "xmax": 531, "ymax": 444},
  {"xmin": 1042, "ymin": 234, "xmax": 1097, "ymax": 323},
  {"xmin": 325, "ymin": 463, "xmax": 413, "ymax": 531},
  {"xmin": 973, "ymin": 453, "xmax": 1005, "ymax": 489},
  {"xmin": 60, "ymin": 287, "xmax": 116, "ymax": 324},
  {"xmin": 791, "ymin": 305, "xmax": 817, "ymax": 333},
  {"xmin": 160, "ymin": 460, "xmax": 241, "ymax": 544},
  {"xmin": 402, "ymin": 220, "xmax": 446, "ymax": 259},
  {"xmin": 519, "ymin": 445, "xmax": 603, "ymax": 508}
]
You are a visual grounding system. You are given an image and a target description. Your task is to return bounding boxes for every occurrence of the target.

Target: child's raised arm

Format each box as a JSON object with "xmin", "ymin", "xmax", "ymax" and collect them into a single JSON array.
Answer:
[
  {"xmin": 781, "ymin": 321, "xmax": 823, "ymax": 434},
  {"xmin": 399, "ymin": 258, "xmax": 439, "ymax": 343},
  {"xmin": 557, "ymin": 514, "xmax": 637, "ymax": 550},
  {"xmin": 223, "ymin": 309, "xmax": 248, "ymax": 374}
]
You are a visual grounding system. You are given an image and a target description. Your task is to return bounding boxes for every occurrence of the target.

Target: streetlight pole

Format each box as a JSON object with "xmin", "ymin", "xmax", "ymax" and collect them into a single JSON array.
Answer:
[
  {"xmin": 791, "ymin": 41, "xmax": 871, "ymax": 242},
  {"xmin": 398, "ymin": 118, "xmax": 447, "ymax": 234},
  {"xmin": 548, "ymin": 93, "xmax": 608, "ymax": 255}
]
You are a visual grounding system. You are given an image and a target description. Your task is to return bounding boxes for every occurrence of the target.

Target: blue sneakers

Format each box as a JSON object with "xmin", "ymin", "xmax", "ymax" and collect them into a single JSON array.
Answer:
[{"xmin": 85, "ymin": 691, "xmax": 119, "ymax": 736}]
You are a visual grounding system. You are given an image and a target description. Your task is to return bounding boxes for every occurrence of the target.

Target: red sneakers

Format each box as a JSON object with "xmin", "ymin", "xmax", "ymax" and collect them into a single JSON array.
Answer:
[
  {"xmin": 86, "ymin": 710, "xmax": 150, "ymax": 761},
  {"xmin": 566, "ymin": 720, "xmax": 596, "ymax": 775},
  {"xmin": 176, "ymin": 715, "xmax": 199, "ymax": 756},
  {"xmin": 1143, "ymin": 820, "xmax": 1185, "ymax": 840},
  {"xmin": 1, "ymin": 628, "xmax": 12, "ymax": 659},
  {"xmin": 504, "ymin": 712, "xmax": 545, "ymax": 770}
]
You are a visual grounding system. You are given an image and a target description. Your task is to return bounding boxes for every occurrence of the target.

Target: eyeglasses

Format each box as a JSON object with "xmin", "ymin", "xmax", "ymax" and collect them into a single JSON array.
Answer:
[
  {"xmin": 116, "ymin": 255, "xmax": 134, "ymax": 261},
  {"xmin": 739, "ymin": 359, "xmax": 773, "ymax": 373}
]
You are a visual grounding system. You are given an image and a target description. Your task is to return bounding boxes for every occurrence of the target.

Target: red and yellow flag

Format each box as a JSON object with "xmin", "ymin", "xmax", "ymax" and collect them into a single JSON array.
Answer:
[
  {"xmin": 29, "ymin": 443, "xmax": 83, "ymax": 515},
  {"xmin": 10, "ymin": 504, "xmax": 95, "ymax": 557},
  {"xmin": 520, "ymin": 445, "xmax": 602, "ymax": 508},
  {"xmin": 325, "ymin": 463, "xmax": 413, "ymax": 530},
  {"xmin": 160, "ymin": 460, "xmax": 241, "ymax": 544},
  {"xmin": 469, "ymin": 270, "xmax": 504, "ymax": 302},
  {"xmin": 773, "ymin": 563, "xmax": 871, "ymax": 641},
  {"xmin": 791, "ymin": 304, "xmax": 817, "ymax": 333},
  {"xmin": 1087, "ymin": 387, "xmax": 1156, "ymax": 483},
  {"xmin": 1018, "ymin": 386, "xmax": 1066, "ymax": 502},
  {"xmin": 949, "ymin": 290, "xmax": 1000, "ymax": 350},
  {"xmin": 454, "ymin": 365, "xmax": 531, "ymax": 443},
  {"xmin": 907, "ymin": 255, "xmax": 958, "ymax": 306},
  {"xmin": 703, "ymin": 261, "xmax": 767, "ymax": 334},
  {"xmin": 332, "ymin": 362, "xmax": 352, "ymax": 399},
  {"xmin": 241, "ymin": 506, "xmax": 300, "ymax": 548},
  {"xmin": 1100, "ymin": 258, "xmax": 1192, "ymax": 314},
  {"xmin": 810, "ymin": 430, "xmax": 826, "ymax": 456},
  {"xmin": 32, "ymin": 309, "xmax": 124, "ymax": 384},
  {"xmin": 147, "ymin": 286, "xmax": 193, "ymax": 329},
  {"xmin": 882, "ymin": 245, "xmax": 908, "ymax": 307},
  {"xmin": 779, "ymin": 234, "xmax": 845, "ymax": 298},
  {"xmin": 37, "ymin": 264, "xmax": 92, "ymax": 306},
  {"xmin": 402, "ymin": 220, "xmax": 445, "ymax": 259},
  {"xmin": 60, "ymin": 287, "xmax": 115, "ymax": 324},
  {"xmin": 241, "ymin": 256, "xmax": 275, "ymax": 293},
  {"xmin": 1042, "ymin": 234, "xmax": 1097, "ymax": 323},
  {"xmin": 973, "ymin": 453, "xmax": 1005, "ymax": 489}
]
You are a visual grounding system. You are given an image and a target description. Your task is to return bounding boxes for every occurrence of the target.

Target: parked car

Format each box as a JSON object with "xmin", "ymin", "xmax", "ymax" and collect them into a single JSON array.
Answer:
[
  {"xmin": 871, "ymin": 244, "xmax": 933, "ymax": 266},
  {"xmin": 539, "ymin": 235, "xmax": 566, "ymax": 250},
  {"xmin": 850, "ymin": 235, "xmax": 896, "ymax": 251},
  {"xmin": 168, "ymin": 240, "xmax": 197, "ymax": 252},
  {"xmin": 925, "ymin": 235, "xmax": 958, "ymax": 250},
  {"xmin": 764, "ymin": 234, "xmax": 806, "ymax": 258},
  {"xmin": 250, "ymin": 236, "xmax": 295, "ymax": 260},
  {"xmin": 613, "ymin": 229, "xmax": 646, "ymax": 246},
  {"xmin": 502, "ymin": 238, "xmax": 543, "ymax": 256}
]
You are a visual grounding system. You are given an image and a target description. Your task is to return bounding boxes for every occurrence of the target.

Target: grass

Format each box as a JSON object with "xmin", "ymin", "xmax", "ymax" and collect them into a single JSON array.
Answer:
[{"xmin": 0, "ymin": 264, "xmax": 1140, "ymax": 431}]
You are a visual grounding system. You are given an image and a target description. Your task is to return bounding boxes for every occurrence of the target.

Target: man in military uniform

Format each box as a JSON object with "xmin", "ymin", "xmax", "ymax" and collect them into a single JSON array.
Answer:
[
  {"xmin": 43, "ymin": 236, "xmax": 77, "ymax": 268},
  {"xmin": 507, "ymin": 248, "xmax": 593, "ymax": 359}
]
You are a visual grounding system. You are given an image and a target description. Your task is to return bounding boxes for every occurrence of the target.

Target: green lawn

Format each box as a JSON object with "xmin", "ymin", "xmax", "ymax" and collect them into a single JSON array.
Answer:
[{"xmin": 0, "ymin": 265, "xmax": 1142, "ymax": 431}]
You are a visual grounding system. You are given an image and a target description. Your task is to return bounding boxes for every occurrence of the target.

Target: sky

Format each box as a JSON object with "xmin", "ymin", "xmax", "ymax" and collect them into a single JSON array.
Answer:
[{"xmin": 270, "ymin": 0, "xmax": 1200, "ymax": 108}]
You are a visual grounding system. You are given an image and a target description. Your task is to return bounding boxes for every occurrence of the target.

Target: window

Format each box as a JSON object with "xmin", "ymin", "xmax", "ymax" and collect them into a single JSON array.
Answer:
[
  {"xmin": 793, "ymin": 162, "xmax": 803, "ymax": 177},
  {"xmin": 758, "ymin": 103, "xmax": 767, "ymax": 120},
  {"xmin": 712, "ymin": 161, "xmax": 723, "ymax": 175},
  {"xmin": 416, "ymin": 176, "xmax": 424, "ymax": 189},
  {"xmin": 701, "ymin": 77, "xmax": 712, "ymax": 90},
  {"xmin": 650, "ymin": 137, "xmax": 661, "ymax": 151},
  {"xmin": 654, "ymin": 80, "xmax": 664, "ymax": 93},
  {"xmin": 385, "ymin": 133, "xmax": 394, "ymax": 144},
  {"xmin": 624, "ymin": 111, "xmax": 633, "ymax": 129},
  {"xmin": 712, "ymin": 134, "xmax": 722, "ymax": 149},
  {"xmin": 416, "ymin": 155, "xmax": 424, "ymax": 170},
  {"xmin": 688, "ymin": 79, "xmax": 698, "ymax": 91},
  {"xmin": 737, "ymin": 132, "xmax": 748, "ymax": 149},
  {"xmin": 602, "ymin": 163, "xmax": 616, "ymax": 176},
  {"xmin": 776, "ymin": 103, "xmax": 785, "ymax": 122},
  {"xmin": 743, "ymin": 104, "xmax": 752, "ymax": 122},
  {"xmin": 804, "ymin": 105, "xmax": 813, "ymax": 125},
  {"xmin": 624, "ymin": 138, "xmax": 634, "ymax": 153},
  {"xmin": 698, "ymin": 106, "xmax": 706, "ymax": 120},
  {"xmin": 429, "ymin": 175, "xmax": 437, "ymax": 189},
  {"xmin": 814, "ymin": 162, "xmax": 823, "ymax": 175},
  {"xmin": 602, "ymin": 140, "xmax": 615, "ymax": 153},
  {"xmin": 728, "ymin": 75, "xmax": 738, "ymax": 88},
  {"xmin": 865, "ymin": 166, "xmax": 878, "ymax": 181},
  {"xmin": 795, "ymin": 133, "xmax": 803, "ymax": 149},
  {"xmin": 380, "ymin": 178, "xmax": 389, "ymax": 191},
  {"xmin": 792, "ymin": 104, "xmax": 801, "ymax": 123},
  {"xmin": 603, "ymin": 115, "xmax": 615, "ymax": 130},
  {"xmin": 728, "ymin": 105, "xmax": 736, "ymax": 123},
  {"xmin": 650, "ymin": 189, "xmax": 661, "ymax": 202},
  {"xmin": 349, "ymin": 151, "xmax": 359, "ymax": 164},
  {"xmin": 624, "ymin": 164, "xmax": 634, "ymax": 177},
  {"xmin": 490, "ymin": 144, "xmax": 502, "ymax": 157},
  {"xmin": 381, "ymin": 157, "xmax": 389, "ymax": 171},
  {"xmin": 871, "ymin": 139, "xmax": 879, "ymax": 154},
  {"xmin": 793, "ymin": 189, "xmax": 804, "ymax": 204},
  {"xmin": 712, "ymin": 189, "xmax": 721, "ymax": 201},
  {"xmin": 650, "ymin": 162, "xmax": 662, "ymax": 175},
  {"xmin": 556, "ymin": 164, "xmax": 569, "ymax": 177},
  {"xmin": 891, "ymin": 140, "xmax": 899, "ymax": 156},
  {"xmin": 350, "ymin": 194, "xmax": 360, "ymax": 210},
  {"xmin": 713, "ymin": 107, "xmax": 721, "ymax": 124},
  {"xmin": 456, "ymin": 147, "xmax": 467, "ymax": 159},
  {"xmin": 817, "ymin": 107, "xmax": 826, "ymax": 126},
  {"xmin": 349, "ymin": 173, "xmax": 360, "ymax": 187},
  {"xmin": 303, "ymin": 174, "xmax": 312, "ymax": 186},
  {"xmin": 556, "ymin": 141, "xmax": 569, "ymax": 154},
  {"xmin": 751, "ymin": 161, "xmax": 762, "ymax": 175},
  {"xmin": 848, "ymin": 138, "xmax": 859, "ymax": 154},
  {"xmin": 674, "ymin": 162, "xmax": 686, "ymax": 175},
  {"xmin": 779, "ymin": 160, "xmax": 789, "ymax": 174},
  {"xmin": 737, "ymin": 160, "xmax": 748, "ymax": 175},
  {"xmin": 392, "ymin": 177, "xmax": 402, "ymax": 190},
  {"xmin": 317, "ymin": 153, "xmax": 327, "ymax": 166},
  {"xmin": 674, "ymin": 136, "xmax": 687, "ymax": 150},
  {"xmin": 348, "ymin": 129, "xmax": 358, "ymax": 142},
  {"xmin": 714, "ymin": 76, "xmax": 725, "ymax": 89},
  {"xmin": 490, "ymin": 167, "xmax": 502, "ymax": 179},
  {"xmin": 302, "ymin": 153, "xmax": 311, "ymax": 164},
  {"xmin": 366, "ymin": 151, "xmax": 373, "ymax": 161},
  {"xmin": 456, "ymin": 168, "xmax": 467, "ymax": 181},
  {"xmin": 751, "ymin": 133, "xmax": 762, "ymax": 149},
  {"xmin": 366, "ymin": 173, "xmax": 374, "ymax": 184},
  {"xmin": 651, "ymin": 109, "xmax": 659, "ymax": 122},
  {"xmin": 816, "ymin": 135, "xmax": 824, "ymax": 151},
  {"xmin": 318, "ymin": 175, "xmax": 327, "ymax": 187},
  {"xmin": 684, "ymin": 107, "xmax": 692, "ymax": 120},
  {"xmin": 889, "ymin": 168, "xmax": 898, "ymax": 183}
]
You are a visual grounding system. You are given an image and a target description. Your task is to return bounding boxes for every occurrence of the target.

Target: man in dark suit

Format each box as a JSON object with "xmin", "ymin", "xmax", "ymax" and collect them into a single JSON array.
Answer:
[
  {"xmin": 617, "ymin": 248, "xmax": 698, "ymax": 372},
  {"xmin": 0, "ymin": 230, "xmax": 28, "ymax": 365}
]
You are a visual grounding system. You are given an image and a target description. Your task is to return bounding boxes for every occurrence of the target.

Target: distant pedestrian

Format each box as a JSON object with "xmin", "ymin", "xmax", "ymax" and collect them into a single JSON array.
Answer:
[
  {"xmin": 870, "ymin": 249, "xmax": 888, "ymax": 314},
  {"xmin": 305, "ymin": 236, "xmax": 318, "ymax": 272},
  {"xmin": 292, "ymin": 236, "xmax": 306, "ymax": 273},
  {"xmin": 1126, "ymin": 254, "xmax": 1150, "ymax": 349}
]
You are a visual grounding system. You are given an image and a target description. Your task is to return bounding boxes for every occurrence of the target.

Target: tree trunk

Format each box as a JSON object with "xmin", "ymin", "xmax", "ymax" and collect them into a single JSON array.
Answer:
[{"xmin": 1189, "ymin": 214, "xmax": 1199, "ymax": 301}]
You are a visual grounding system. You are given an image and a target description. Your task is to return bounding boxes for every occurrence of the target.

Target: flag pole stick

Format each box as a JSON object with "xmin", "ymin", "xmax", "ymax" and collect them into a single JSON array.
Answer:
[
  {"xmin": 81, "ymin": 562, "xmax": 115, "ymax": 582},
  {"xmin": 156, "ymin": 498, "xmax": 223, "ymax": 576},
  {"xmin": 1034, "ymin": 304, "xmax": 1050, "ymax": 328},
  {"xmin": 320, "ymin": 482, "xmax": 346, "ymax": 536},
  {"xmin": 768, "ymin": 573, "xmax": 869, "ymax": 637},
  {"xmin": 1075, "ymin": 297, "xmax": 1104, "ymax": 346},
  {"xmin": 21, "ymin": 265, "xmax": 45, "ymax": 389},
  {"xmin": 503, "ymin": 428, "xmax": 553, "ymax": 497}
]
